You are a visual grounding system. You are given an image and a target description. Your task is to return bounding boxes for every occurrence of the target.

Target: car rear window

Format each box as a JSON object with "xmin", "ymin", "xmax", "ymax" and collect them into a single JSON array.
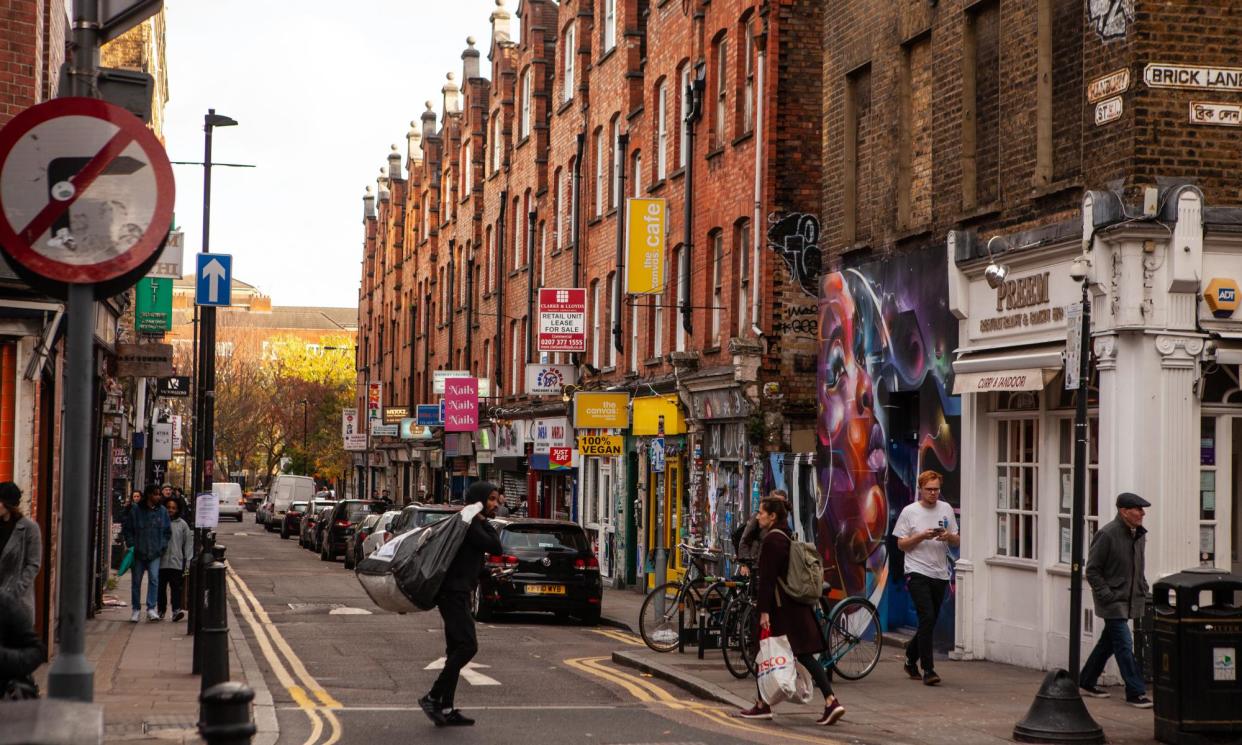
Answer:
[
  {"xmin": 343, "ymin": 501, "xmax": 378, "ymax": 522},
  {"xmin": 414, "ymin": 510, "xmax": 457, "ymax": 528},
  {"xmin": 502, "ymin": 525, "xmax": 589, "ymax": 552},
  {"xmin": 290, "ymin": 502, "xmax": 307, "ymax": 512}
]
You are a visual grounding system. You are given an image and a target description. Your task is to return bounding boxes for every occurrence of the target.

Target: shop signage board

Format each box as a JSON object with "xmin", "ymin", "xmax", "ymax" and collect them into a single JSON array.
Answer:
[
  {"xmin": 537, "ymin": 288, "xmax": 586, "ymax": 352},
  {"xmin": 400, "ymin": 418, "xmax": 434, "ymax": 440},
  {"xmin": 578, "ymin": 434, "xmax": 623, "ymax": 457},
  {"xmin": 1144, "ymin": 63, "xmax": 1242, "ymax": 92},
  {"xmin": 967, "ymin": 265, "xmax": 1079, "ymax": 345},
  {"xmin": 115, "ymin": 342, "xmax": 173, "ymax": 377},
  {"xmin": 415, "ymin": 404, "xmax": 442, "ymax": 426},
  {"xmin": 444, "ymin": 377, "xmax": 479, "ymax": 433},
  {"xmin": 549, "ymin": 446, "xmax": 573, "ymax": 470},
  {"xmin": 0, "ymin": 97, "xmax": 175, "ymax": 284},
  {"xmin": 366, "ymin": 381, "xmax": 382, "ymax": 421},
  {"xmin": 625, "ymin": 197, "xmax": 666, "ymax": 294},
  {"xmin": 343, "ymin": 432, "xmax": 367, "ymax": 451},
  {"xmin": 370, "ymin": 420, "xmax": 398, "ymax": 437},
  {"xmin": 573, "ymin": 391, "xmax": 629, "ymax": 428},
  {"xmin": 170, "ymin": 414, "xmax": 182, "ymax": 450},
  {"xmin": 147, "ymin": 227, "xmax": 183, "ymax": 278},
  {"xmin": 496, "ymin": 420, "xmax": 527, "ymax": 458},
  {"xmin": 151, "ymin": 421, "xmax": 172, "ymax": 460},
  {"xmin": 341, "ymin": 407, "xmax": 358, "ymax": 437},
  {"xmin": 135, "ymin": 276, "xmax": 172, "ymax": 332},
  {"xmin": 525, "ymin": 363, "xmax": 575, "ymax": 395},
  {"xmin": 952, "ymin": 369, "xmax": 1053, "ymax": 395},
  {"xmin": 531, "ymin": 416, "xmax": 572, "ymax": 454},
  {"xmin": 156, "ymin": 375, "xmax": 189, "ymax": 398},
  {"xmin": 383, "ymin": 406, "xmax": 409, "ymax": 425},
  {"xmin": 433, "ymin": 369, "xmax": 469, "ymax": 394}
]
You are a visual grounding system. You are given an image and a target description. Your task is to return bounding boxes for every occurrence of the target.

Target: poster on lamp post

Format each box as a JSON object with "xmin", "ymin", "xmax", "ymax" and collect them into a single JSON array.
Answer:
[
  {"xmin": 537, "ymin": 288, "xmax": 586, "ymax": 353},
  {"xmin": 444, "ymin": 377, "xmax": 479, "ymax": 433}
]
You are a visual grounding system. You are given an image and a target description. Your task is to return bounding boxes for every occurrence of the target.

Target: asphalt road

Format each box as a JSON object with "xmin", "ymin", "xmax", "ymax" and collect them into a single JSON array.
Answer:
[{"xmin": 216, "ymin": 517, "xmax": 851, "ymax": 745}]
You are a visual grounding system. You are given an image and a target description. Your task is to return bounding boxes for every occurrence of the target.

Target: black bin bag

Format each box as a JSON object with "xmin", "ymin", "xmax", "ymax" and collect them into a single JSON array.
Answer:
[{"xmin": 356, "ymin": 503, "xmax": 482, "ymax": 612}]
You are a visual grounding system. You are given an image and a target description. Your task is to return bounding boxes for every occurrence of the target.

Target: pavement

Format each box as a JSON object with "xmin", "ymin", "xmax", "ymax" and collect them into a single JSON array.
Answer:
[
  {"xmin": 33, "ymin": 557, "xmax": 278, "ymax": 745},
  {"xmin": 597, "ymin": 585, "xmax": 1161, "ymax": 745}
]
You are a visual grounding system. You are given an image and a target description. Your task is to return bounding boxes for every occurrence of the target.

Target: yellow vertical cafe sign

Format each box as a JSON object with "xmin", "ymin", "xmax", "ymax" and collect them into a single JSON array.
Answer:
[{"xmin": 625, "ymin": 197, "xmax": 666, "ymax": 294}]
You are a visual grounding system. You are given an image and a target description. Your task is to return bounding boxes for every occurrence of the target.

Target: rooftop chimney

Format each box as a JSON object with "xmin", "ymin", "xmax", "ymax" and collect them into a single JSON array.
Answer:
[
  {"xmin": 463, "ymin": 36, "xmax": 481, "ymax": 80},
  {"xmin": 442, "ymin": 72, "xmax": 461, "ymax": 115},
  {"xmin": 362, "ymin": 186, "xmax": 376, "ymax": 220},
  {"xmin": 421, "ymin": 100, "xmax": 437, "ymax": 142},
  {"xmin": 490, "ymin": 0, "xmax": 511, "ymax": 46},
  {"xmin": 377, "ymin": 167, "xmax": 390, "ymax": 202},
  {"xmin": 407, "ymin": 120, "xmax": 423, "ymax": 164},
  {"xmin": 387, "ymin": 144, "xmax": 402, "ymax": 179}
]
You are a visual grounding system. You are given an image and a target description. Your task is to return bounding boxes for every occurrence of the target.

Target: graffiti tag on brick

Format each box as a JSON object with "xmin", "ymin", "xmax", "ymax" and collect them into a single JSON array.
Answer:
[
  {"xmin": 1088, "ymin": 0, "xmax": 1133, "ymax": 41},
  {"xmin": 766, "ymin": 213, "xmax": 822, "ymax": 297}
]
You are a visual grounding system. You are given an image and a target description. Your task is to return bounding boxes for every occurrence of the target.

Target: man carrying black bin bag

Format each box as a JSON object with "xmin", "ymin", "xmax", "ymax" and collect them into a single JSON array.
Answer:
[{"xmin": 419, "ymin": 481, "xmax": 503, "ymax": 727}]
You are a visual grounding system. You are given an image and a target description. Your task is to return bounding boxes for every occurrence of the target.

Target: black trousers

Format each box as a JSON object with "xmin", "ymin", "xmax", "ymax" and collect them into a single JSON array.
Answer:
[
  {"xmin": 755, "ymin": 652, "xmax": 834, "ymax": 703},
  {"xmin": 428, "ymin": 590, "xmax": 478, "ymax": 708},
  {"xmin": 157, "ymin": 567, "xmax": 184, "ymax": 615},
  {"xmin": 906, "ymin": 573, "xmax": 949, "ymax": 673}
]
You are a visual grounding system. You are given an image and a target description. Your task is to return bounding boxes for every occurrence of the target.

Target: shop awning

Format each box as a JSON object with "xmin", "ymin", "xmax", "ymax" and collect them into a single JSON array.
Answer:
[{"xmin": 951, "ymin": 344, "xmax": 1065, "ymax": 394}]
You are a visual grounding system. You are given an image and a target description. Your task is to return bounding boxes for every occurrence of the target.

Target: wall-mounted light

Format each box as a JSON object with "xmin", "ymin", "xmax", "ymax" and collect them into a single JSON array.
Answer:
[{"xmin": 984, "ymin": 236, "xmax": 1010, "ymax": 290}]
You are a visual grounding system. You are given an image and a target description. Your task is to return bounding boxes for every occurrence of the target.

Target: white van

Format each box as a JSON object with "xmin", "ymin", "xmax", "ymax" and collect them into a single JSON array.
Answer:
[
  {"xmin": 263, "ymin": 475, "xmax": 315, "ymax": 532},
  {"xmin": 213, "ymin": 481, "xmax": 244, "ymax": 522}
]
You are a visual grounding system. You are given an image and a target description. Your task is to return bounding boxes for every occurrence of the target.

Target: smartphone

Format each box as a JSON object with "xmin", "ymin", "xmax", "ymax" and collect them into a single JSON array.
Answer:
[{"xmin": 931, "ymin": 527, "xmax": 946, "ymax": 535}]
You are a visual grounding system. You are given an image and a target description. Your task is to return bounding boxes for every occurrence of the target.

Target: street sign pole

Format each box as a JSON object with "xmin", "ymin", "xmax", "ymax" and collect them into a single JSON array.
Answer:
[
  {"xmin": 46, "ymin": 0, "xmax": 100, "ymax": 702},
  {"xmin": 653, "ymin": 415, "xmax": 666, "ymax": 616}
]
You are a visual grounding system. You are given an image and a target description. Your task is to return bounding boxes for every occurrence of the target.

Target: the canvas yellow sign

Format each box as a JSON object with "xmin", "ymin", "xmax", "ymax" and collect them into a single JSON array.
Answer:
[
  {"xmin": 573, "ymin": 391, "xmax": 630, "ymax": 428},
  {"xmin": 577, "ymin": 434, "xmax": 623, "ymax": 457},
  {"xmin": 625, "ymin": 198, "xmax": 666, "ymax": 294}
]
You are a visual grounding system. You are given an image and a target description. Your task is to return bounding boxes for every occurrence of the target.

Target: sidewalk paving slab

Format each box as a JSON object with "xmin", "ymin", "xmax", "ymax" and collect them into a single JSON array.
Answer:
[{"xmin": 601, "ymin": 585, "xmax": 1159, "ymax": 745}]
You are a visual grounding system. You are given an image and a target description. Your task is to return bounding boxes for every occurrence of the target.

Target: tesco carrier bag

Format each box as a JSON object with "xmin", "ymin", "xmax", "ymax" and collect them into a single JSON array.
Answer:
[
  {"xmin": 355, "ymin": 502, "xmax": 482, "ymax": 612},
  {"xmin": 755, "ymin": 630, "xmax": 810, "ymax": 706}
]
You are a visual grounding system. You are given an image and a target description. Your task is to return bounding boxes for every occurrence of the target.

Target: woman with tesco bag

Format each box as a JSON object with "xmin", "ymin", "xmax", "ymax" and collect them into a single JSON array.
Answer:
[{"xmin": 738, "ymin": 496, "xmax": 845, "ymax": 725}]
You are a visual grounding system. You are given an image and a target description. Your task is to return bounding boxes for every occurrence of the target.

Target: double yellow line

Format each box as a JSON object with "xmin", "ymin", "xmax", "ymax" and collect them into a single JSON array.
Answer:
[
  {"xmin": 564, "ymin": 656, "xmax": 843, "ymax": 744},
  {"xmin": 226, "ymin": 565, "xmax": 343, "ymax": 745},
  {"xmin": 592, "ymin": 628, "xmax": 645, "ymax": 647}
]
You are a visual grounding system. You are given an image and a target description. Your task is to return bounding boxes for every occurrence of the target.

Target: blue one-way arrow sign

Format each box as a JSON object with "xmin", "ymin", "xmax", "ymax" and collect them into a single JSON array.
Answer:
[{"xmin": 195, "ymin": 253, "xmax": 232, "ymax": 307}]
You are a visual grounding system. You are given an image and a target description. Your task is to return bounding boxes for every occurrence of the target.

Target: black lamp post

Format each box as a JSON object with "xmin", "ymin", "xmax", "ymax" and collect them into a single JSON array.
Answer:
[{"xmin": 301, "ymin": 399, "xmax": 309, "ymax": 472}]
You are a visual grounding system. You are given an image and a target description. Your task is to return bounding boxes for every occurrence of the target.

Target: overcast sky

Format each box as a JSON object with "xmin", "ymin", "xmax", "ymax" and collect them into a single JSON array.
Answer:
[{"xmin": 162, "ymin": 0, "xmax": 499, "ymax": 308}]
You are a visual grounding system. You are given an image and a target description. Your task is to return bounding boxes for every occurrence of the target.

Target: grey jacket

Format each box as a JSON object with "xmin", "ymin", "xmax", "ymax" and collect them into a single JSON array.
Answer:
[
  {"xmin": 1085, "ymin": 515, "xmax": 1148, "ymax": 620},
  {"xmin": 0, "ymin": 516, "xmax": 42, "ymax": 620},
  {"xmin": 161, "ymin": 518, "xmax": 194, "ymax": 571}
]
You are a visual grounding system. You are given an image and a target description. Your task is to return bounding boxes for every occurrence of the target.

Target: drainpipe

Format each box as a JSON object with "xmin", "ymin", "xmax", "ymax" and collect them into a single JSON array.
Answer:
[
  {"xmin": 573, "ymin": 133, "xmax": 585, "ymax": 289},
  {"xmin": 682, "ymin": 66, "xmax": 704, "ymax": 337},
  {"xmin": 465, "ymin": 256, "xmax": 474, "ymax": 371},
  {"xmin": 447, "ymin": 239, "xmax": 455, "ymax": 366},
  {"xmin": 423, "ymin": 293, "xmax": 431, "ymax": 400},
  {"xmin": 526, "ymin": 209, "xmax": 537, "ymax": 362},
  {"xmin": 751, "ymin": 19, "xmax": 767, "ymax": 340},
  {"xmin": 496, "ymin": 191, "xmax": 508, "ymax": 392},
  {"xmin": 613, "ymin": 131, "xmax": 629, "ymax": 354}
]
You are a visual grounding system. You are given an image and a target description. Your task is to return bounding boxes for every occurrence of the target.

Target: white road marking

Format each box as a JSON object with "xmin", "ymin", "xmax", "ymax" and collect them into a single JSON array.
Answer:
[
  {"xmin": 327, "ymin": 607, "xmax": 372, "ymax": 615},
  {"xmin": 423, "ymin": 657, "xmax": 502, "ymax": 686}
]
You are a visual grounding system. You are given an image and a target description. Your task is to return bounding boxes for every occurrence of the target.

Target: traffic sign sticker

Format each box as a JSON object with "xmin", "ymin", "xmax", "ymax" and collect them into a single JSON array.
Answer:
[{"xmin": 0, "ymin": 98, "xmax": 174, "ymax": 284}]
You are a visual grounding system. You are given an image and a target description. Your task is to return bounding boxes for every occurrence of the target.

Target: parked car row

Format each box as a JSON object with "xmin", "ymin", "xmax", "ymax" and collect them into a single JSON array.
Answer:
[{"xmin": 257, "ymin": 493, "xmax": 603, "ymax": 624}]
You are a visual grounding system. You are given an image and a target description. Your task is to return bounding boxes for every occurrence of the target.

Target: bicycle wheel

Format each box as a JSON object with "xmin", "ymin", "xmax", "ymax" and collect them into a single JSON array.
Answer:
[
  {"xmin": 825, "ymin": 596, "xmax": 882, "ymax": 680},
  {"xmin": 736, "ymin": 602, "xmax": 761, "ymax": 677},
  {"xmin": 720, "ymin": 596, "xmax": 754, "ymax": 679},
  {"xmin": 699, "ymin": 581, "xmax": 730, "ymax": 639},
  {"xmin": 639, "ymin": 582, "xmax": 695, "ymax": 653}
]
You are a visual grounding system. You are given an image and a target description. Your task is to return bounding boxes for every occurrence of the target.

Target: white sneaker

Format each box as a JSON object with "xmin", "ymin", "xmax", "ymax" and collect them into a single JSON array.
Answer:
[
  {"xmin": 130, "ymin": 610, "xmax": 140, "ymax": 623},
  {"xmin": 146, "ymin": 610, "xmax": 160, "ymax": 622}
]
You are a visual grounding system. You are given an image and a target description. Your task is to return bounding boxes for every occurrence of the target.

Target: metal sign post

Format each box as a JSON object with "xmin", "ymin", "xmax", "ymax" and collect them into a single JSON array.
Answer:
[{"xmin": 653, "ymin": 415, "xmax": 667, "ymax": 616}]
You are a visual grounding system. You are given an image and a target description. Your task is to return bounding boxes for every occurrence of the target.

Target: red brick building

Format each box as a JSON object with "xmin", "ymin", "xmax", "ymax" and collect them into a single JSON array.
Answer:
[{"xmin": 357, "ymin": 0, "xmax": 823, "ymax": 587}]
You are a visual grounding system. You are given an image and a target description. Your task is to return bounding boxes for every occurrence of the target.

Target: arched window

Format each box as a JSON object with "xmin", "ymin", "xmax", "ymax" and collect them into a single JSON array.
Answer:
[
  {"xmin": 520, "ymin": 68, "xmax": 533, "ymax": 139},
  {"xmin": 656, "ymin": 80, "xmax": 668, "ymax": 180}
]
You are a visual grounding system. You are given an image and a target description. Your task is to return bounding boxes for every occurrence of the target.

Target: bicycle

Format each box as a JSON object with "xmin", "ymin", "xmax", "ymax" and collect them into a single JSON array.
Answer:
[
  {"xmin": 718, "ymin": 571, "xmax": 758, "ymax": 678},
  {"xmin": 638, "ymin": 543, "xmax": 722, "ymax": 653}
]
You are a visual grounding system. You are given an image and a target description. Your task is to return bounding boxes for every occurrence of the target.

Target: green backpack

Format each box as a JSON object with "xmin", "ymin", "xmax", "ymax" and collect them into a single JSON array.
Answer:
[{"xmin": 773, "ymin": 530, "xmax": 823, "ymax": 605}]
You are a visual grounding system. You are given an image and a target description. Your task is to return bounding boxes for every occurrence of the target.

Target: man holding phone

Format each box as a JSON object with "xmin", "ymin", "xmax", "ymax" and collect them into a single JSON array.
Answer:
[{"xmin": 895, "ymin": 470, "xmax": 959, "ymax": 686}]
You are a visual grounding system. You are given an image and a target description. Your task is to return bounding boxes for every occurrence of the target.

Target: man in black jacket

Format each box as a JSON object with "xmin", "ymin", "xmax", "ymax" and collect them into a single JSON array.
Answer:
[
  {"xmin": 0, "ymin": 591, "xmax": 45, "ymax": 699},
  {"xmin": 419, "ymin": 481, "xmax": 503, "ymax": 727}
]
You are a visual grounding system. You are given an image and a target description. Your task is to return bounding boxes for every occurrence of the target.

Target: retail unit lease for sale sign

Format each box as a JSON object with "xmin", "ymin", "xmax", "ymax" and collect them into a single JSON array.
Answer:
[{"xmin": 537, "ymin": 288, "xmax": 586, "ymax": 353}]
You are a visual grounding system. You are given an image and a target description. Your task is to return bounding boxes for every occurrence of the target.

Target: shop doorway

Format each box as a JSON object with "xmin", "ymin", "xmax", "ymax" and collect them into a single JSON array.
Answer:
[
  {"xmin": 647, "ymin": 457, "xmax": 684, "ymax": 585},
  {"xmin": 1200, "ymin": 413, "xmax": 1240, "ymax": 572}
]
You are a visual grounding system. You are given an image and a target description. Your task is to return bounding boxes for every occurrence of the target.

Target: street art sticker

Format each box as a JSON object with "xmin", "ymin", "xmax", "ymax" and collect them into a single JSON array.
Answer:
[
  {"xmin": 816, "ymin": 260, "xmax": 958, "ymax": 612},
  {"xmin": 1088, "ymin": 0, "xmax": 1133, "ymax": 41},
  {"xmin": 767, "ymin": 213, "xmax": 822, "ymax": 297}
]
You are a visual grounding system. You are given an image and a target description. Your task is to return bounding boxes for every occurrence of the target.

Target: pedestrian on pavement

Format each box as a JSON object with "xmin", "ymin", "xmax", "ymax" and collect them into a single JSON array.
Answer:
[
  {"xmin": 158, "ymin": 498, "xmax": 193, "ymax": 622},
  {"xmin": 419, "ymin": 481, "xmax": 503, "ymax": 727},
  {"xmin": 739, "ymin": 496, "xmax": 844, "ymax": 725},
  {"xmin": 1079, "ymin": 492, "xmax": 1153, "ymax": 708},
  {"xmin": 0, "ymin": 482, "xmax": 42, "ymax": 621},
  {"xmin": 0, "ymin": 590, "xmax": 45, "ymax": 700},
  {"xmin": 894, "ymin": 470, "xmax": 959, "ymax": 686},
  {"xmin": 495, "ymin": 487, "xmax": 510, "ymax": 517},
  {"xmin": 121, "ymin": 485, "xmax": 171, "ymax": 622}
]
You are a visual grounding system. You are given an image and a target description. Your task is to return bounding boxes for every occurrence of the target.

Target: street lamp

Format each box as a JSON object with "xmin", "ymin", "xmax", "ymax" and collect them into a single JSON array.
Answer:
[
  {"xmin": 1014, "ymin": 244, "xmax": 1103, "ymax": 743},
  {"xmin": 301, "ymin": 399, "xmax": 309, "ymax": 468}
]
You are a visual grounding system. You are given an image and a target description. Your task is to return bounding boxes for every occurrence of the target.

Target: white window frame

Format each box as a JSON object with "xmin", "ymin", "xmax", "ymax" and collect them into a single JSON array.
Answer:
[
  {"xmin": 656, "ymin": 81, "xmax": 668, "ymax": 180},
  {"xmin": 743, "ymin": 24, "xmax": 755, "ymax": 133},
  {"xmin": 995, "ymin": 415, "xmax": 1040, "ymax": 561},
  {"xmin": 678, "ymin": 65, "xmax": 690, "ymax": 169},
  {"xmin": 591, "ymin": 280, "xmax": 601, "ymax": 369},
  {"xmin": 1056, "ymin": 415, "xmax": 1100, "ymax": 565},
  {"xmin": 555, "ymin": 169, "xmax": 564, "ymax": 250},
  {"xmin": 629, "ymin": 302, "xmax": 638, "ymax": 372},
  {"xmin": 737, "ymin": 222, "xmax": 750, "ymax": 334},
  {"xmin": 605, "ymin": 272, "xmax": 616, "ymax": 369},
  {"xmin": 653, "ymin": 295, "xmax": 664, "ymax": 360},
  {"xmin": 711, "ymin": 232, "xmax": 722, "ymax": 346},
  {"xmin": 539, "ymin": 221, "xmax": 547, "ymax": 286},
  {"xmin": 463, "ymin": 141, "xmax": 473, "ymax": 196},
  {"xmin": 610, "ymin": 118, "xmax": 620, "ymax": 210},
  {"xmin": 563, "ymin": 25, "xmax": 576, "ymax": 103},
  {"xmin": 632, "ymin": 151, "xmax": 642, "ymax": 197},
  {"xmin": 487, "ymin": 228, "xmax": 496, "ymax": 293},
  {"xmin": 520, "ymin": 68, "xmax": 532, "ymax": 139},
  {"xmin": 492, "ymin": 112, "xmax": 503, "ymax": 173},
  {"xmin": 604, "ymin": 0, "xmax": 616, "ymax": 53},
  {"xmin": 511, "ymin": 322, "xmax": 520, "ymax": 394},
  {"xmin": 594, "ymin": 129, "xmax": 604, "ymax": 217},
  {"xmin": 715, "ymin": 38, "xmax": 727, "ymax": 145},
  {"xmin": 673, "ymin": 246, "xmax": 685, "ymax": 352}
]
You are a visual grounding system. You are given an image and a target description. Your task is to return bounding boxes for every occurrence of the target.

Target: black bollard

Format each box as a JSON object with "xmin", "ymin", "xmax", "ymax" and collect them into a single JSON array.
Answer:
[
  {"xmin": 201, "ymin": 560, "xmax": 231, "ymax": 692},
  {"xmin": 191, "ymin": 530, "xmax": 216, "ymax": 669},
  {"xmin": 199, "ymin": 682, "xmax": 256, "ymax": 745}
]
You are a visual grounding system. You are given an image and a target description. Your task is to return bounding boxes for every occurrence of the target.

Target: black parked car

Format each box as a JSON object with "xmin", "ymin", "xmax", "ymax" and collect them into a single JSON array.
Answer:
[
  {"xmin": 343, "ymin": 511, "xmax": 388, "ymax": 570},
  {"xmin": 280, "ymin": 500, "xmax": 308, "ymax": 540},
  {"xmin": 310, "ymin": 505, "xmax": 335, "ymax": 554},
  {"xmin": 473, "ymin": 518, "xmax": 602, "ymax": 625},
  {"xmin": 299, "ymin": 499, "xmax": 336, "ymax": 549},
  {"xmin": 390, "ymin": 503, "xmax": 462, "ymax": 536},
  {"xmin": 320, "ymin": 499, "xmax": 382, "ymax": 562}
]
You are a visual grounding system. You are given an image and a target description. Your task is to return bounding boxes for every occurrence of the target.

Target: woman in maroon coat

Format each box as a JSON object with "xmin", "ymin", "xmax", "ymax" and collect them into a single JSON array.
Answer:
[{"xmin": 738, "ymin": 497, "xmax": 845, "ymax": 725}]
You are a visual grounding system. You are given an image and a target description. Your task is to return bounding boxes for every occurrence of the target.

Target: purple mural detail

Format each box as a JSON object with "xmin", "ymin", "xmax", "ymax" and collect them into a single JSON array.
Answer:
[{"xmin": 816, "ymin": 257, "xmax": 959, "ymax": 614}]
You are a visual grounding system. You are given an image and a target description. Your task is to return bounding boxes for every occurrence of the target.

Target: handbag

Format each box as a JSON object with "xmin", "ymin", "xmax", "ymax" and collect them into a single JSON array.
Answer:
[
  {"xmin": 755, "ymin": 629, "xmax": 799, "ymax": 706},
  {"xmin": 117, "ymin": 546, "xmax": 135, "ymax": 576}
]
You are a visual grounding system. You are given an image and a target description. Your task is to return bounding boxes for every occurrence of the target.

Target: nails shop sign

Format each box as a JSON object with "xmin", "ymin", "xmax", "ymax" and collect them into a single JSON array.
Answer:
[{"xmin": 444, "ymin": 377, "xmax": 479, "ymax": 433}]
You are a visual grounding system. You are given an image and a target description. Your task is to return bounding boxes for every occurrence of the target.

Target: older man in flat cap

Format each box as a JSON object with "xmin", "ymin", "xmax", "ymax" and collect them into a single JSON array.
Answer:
[{"xmin": 1079, "ymin": 492, "xmax": 1152, "ymax": 708}]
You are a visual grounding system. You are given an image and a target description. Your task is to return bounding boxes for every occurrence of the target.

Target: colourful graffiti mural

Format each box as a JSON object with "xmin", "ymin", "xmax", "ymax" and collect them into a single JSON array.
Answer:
[{"xmin": 816, "ymin": 259, "xmax": 959, "ymax": 613}]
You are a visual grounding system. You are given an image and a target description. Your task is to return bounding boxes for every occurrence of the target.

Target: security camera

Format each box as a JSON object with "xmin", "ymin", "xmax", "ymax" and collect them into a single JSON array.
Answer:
[{"xmin": 1069, "ymin": 254, "xmax": 1091, "ymax": 282}]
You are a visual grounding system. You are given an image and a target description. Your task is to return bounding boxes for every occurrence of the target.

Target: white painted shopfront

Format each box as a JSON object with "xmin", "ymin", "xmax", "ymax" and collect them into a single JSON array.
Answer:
[{"xmin": 947, "ymin": 188, "xmax": 1241, "ymax": 671}]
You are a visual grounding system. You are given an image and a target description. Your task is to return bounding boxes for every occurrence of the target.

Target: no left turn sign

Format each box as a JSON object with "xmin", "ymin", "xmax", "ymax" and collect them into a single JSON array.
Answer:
[{"xmin": 0, "ymin": 97, "xmax": 175, "ymax": 284}]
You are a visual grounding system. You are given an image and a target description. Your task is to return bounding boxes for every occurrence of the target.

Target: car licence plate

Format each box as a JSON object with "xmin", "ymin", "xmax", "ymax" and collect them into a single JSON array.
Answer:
[{"xmin": 524, "ymin": 584, "xmax": 565, "ymax": 596}]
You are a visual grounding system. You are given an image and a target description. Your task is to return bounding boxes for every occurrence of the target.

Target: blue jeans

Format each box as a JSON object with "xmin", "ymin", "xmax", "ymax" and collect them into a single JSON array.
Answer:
[
  {"xmin": 1080, "ymin": 617, "xmax": 1146, "ymax": 698},
  {"xmin": 131, "ymin": 557, "xmax": 161, "ymax": 612}
]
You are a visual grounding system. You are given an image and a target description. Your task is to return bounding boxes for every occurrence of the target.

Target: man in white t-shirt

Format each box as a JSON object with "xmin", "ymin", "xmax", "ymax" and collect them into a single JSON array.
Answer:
[{"xmin": 894, "ymin": 470, "xmax": 959, "ymax": 686}]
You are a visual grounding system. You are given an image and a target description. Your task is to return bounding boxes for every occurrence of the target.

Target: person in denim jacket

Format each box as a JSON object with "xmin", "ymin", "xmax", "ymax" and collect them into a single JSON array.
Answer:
[{"xmin": 121, "ymin": 486, "xmax": 171, "ymax": 622}]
